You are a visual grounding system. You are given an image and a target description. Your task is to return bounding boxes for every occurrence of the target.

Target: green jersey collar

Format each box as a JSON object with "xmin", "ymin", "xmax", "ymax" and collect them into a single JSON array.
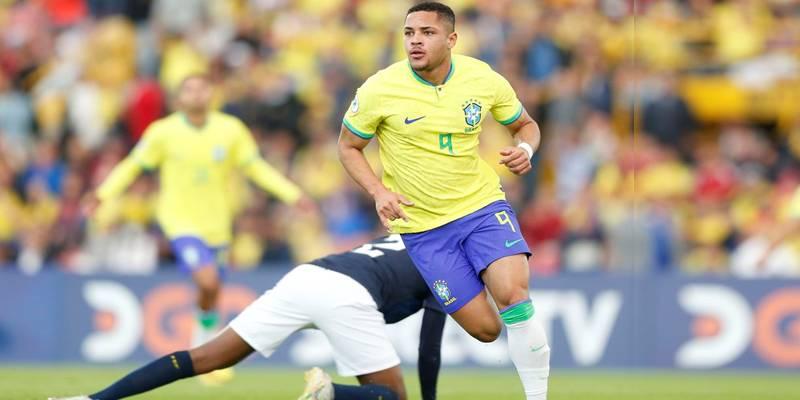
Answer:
[{"xmin": 408, "ymin": 59, "xmax": 454, "ymax": 87}]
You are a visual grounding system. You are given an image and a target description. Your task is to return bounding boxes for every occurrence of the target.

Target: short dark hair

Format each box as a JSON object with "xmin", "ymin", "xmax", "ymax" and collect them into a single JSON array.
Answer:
[
  {"xmin": 178, "ymin": 73, "xmax": 211, "ymax": 91},
  {"xmin": 407, "ymin": 2, "xmax": 455, "ymax": 32}
]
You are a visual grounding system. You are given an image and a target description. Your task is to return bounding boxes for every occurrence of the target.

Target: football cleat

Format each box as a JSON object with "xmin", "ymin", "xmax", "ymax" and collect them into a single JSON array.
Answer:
[
  {"xmin": 197, "ymin": 367, "xmax": 235, "ymax": 387},
  {"xmin": 298, "ymin": 367, "xmax": 333, "ymax": 400}
]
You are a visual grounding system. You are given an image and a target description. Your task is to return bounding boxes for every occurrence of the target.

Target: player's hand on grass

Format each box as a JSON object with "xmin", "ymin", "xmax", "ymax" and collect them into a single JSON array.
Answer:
[
  {"xmin": 373, "ymin": 188, "xmax": 414, "ymax": 229},
  {"xmin": 499, "ymin": 146, "xmax": 532, "ymax": 175}
]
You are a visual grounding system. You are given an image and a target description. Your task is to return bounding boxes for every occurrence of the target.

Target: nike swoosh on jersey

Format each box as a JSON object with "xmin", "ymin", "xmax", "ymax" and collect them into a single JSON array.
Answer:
[
  {"xmin": 505, "ymin": 239, "xmax": 524, "ymax": 248},
  {"xmin": 530, "ymin": 344, "xmax": 546, "ymax": 352},
  {"xmin": 404, "ymin": 116, "xmax": 426, "ymax": 124}
]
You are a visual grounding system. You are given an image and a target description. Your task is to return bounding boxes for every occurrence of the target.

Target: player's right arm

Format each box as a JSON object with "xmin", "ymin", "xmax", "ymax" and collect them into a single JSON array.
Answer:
[
  {"xmin": 337, "ymin": 85, "xmax": 413, "ymax": 229},
  {"xmin": 87, "ymin": 123, "xmax": 164, "ymax": 214},
  {"xmin": 232, "ymin": 120, "xmax": 303, "ymax": 205}
]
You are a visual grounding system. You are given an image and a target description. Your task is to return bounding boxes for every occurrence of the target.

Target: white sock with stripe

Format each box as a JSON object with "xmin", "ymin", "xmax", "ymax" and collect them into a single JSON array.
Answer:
[{"xmin": 501, "ymin": 300, "xmax": 550, "ymax": 400}]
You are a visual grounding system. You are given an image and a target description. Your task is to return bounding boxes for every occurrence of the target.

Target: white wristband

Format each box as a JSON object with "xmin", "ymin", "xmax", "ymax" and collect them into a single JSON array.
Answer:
[{"xmin": 517, "ymin": 142, "xmax": 534, "ymax": 160}]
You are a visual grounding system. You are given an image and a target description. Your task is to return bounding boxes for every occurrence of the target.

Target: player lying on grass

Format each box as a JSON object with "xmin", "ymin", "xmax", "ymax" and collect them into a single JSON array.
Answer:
[{"xmin": 50, "ymin": 235, "xmax": 445, "ymax": 400}]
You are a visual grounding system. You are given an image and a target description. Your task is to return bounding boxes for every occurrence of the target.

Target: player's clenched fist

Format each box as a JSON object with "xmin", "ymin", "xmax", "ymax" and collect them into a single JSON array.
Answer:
[
  {"xmin": 373, "ymin": 188, "xmax": 414, "ymax": 229},
  {"xmin": 499, "ymin": 146, "xmax": 533, "ymax": 175}
]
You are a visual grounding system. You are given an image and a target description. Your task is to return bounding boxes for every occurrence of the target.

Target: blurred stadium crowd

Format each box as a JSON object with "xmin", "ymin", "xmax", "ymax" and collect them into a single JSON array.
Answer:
[{"xmin": 0, "ymin": 0, "xmax": 799, "ymax": 277}]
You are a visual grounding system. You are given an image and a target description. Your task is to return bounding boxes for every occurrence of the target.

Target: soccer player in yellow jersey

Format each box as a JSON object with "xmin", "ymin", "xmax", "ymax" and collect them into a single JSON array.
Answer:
[
  {"xmin": 338, "ymin": 2, "xmax": 550, "ymax": 399},
  {"xmin": 754, "ymin": 187, "xmax": 800, "ymax": 275},
  {"xmin": 87, "ymin": 75, "xmax": 313, "ymax": 357}
]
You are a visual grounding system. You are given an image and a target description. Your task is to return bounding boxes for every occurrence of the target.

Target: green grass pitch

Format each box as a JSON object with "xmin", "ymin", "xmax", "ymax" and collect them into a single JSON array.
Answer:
[{"xmin": 3, "ymin": 366, "xmax": 798, "ymax": 400}]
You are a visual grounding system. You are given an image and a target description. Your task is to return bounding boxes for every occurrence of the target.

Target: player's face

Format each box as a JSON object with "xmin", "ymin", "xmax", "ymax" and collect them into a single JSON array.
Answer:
[
  {"xmin": 404, "ymin": 11, "xmax": 456, "ymax": 72},
  {"xmin": 177, "ymin": 77, "xmax": 212, "ymax": 114}
]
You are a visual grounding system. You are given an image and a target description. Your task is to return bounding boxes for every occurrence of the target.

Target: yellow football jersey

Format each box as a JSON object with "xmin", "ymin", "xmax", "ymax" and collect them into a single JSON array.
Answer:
[
  {"xmin": 789, "ymin": 187, "xmax": 800, "ymax": 219},
  {"xmin": 97, "ymin": 111, "xmax": 300, "ymax": 246},
  {"xmin": 343, "ymin": 54, "xmax": 524, "ymax": 233}
]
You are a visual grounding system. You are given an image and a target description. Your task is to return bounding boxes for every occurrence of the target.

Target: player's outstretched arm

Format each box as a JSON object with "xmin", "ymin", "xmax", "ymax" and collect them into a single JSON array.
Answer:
[
  {"xmin": 498, "ymin": 109, "xmax": 541, "ymax": 176},
  {"xmin": 86, "ymin": 124, "xmax": 166, "ymax": 215},
  {"xmin": 418, "ymin": 306, "xmax": 446, "ymax": 400},
  {"xmin": 242, "ymin": 158, "xmax": 318, "ymax": 215},
  {"xmin": 756, "ymin": 218, "xmax": 800, "ymax": 268},
  {"xmin": 85, "ymin": 157, "xmax": 145, "ymax": 215},
  {"xmin": 233, "ymin": 122, "xmax": 314, "ymax": 212},
  {"xmin": 337, "ymin": 125, "xmax": 413, "ymax": 228},
  {"xmin": 241, "ymin": 156, "xmax": 303, "ymax": 204}
]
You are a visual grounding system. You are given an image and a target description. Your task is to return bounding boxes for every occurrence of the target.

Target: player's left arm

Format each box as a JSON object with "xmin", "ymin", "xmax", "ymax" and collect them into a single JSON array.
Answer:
[
  {"xmin": 499, "ymin": 109, "xmax": 541, "ymax": 175},
  {"xmin": 490, "ymin": 71, "xmax": 541, "ymax": 176},
  {"xmin": 418, "ymin": 304, "xmax": 446, "ymax": 400},
  {"xmin": 234, "ymin": 121, "xmax": 312, "ymax": 209},
  {"xmin": 241, "ymin": 157, "xmax": 303, "ymax": 204}
]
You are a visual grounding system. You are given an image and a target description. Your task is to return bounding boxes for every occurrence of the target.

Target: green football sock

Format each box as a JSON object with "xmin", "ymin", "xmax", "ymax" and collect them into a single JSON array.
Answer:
[
  {"xmin": 198, "ymin": 311, "xmax": 219, "ymax": 330},
  {"xmin": 500, "ymin": 300, "xmax": 534, "ymax": 325}
]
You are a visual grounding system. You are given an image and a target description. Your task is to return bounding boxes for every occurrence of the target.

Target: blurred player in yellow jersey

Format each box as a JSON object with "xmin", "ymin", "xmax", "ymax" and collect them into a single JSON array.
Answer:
[
  {"xmin": 754, "ymin": 187, "xmax": 800, "ymax": 276},
  {"xmin": 86, "ymin": 75, "xmax": 314, "ymax": 381}
]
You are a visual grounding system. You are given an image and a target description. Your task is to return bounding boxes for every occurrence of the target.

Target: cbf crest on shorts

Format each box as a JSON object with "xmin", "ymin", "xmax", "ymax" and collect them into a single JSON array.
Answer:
[
  {"xmin": 462, "ymin": 99, "xmax": 482, "ymax": 133},
  {"xmin": 433, "ymin": 280, "xmax": 456, "ymax": 306}
]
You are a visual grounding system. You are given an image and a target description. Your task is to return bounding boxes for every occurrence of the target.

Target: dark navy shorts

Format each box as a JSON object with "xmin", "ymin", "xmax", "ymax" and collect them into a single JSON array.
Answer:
[{"xmin": 401, "ymin": 200, "xmax": 530, "ymax": 314}]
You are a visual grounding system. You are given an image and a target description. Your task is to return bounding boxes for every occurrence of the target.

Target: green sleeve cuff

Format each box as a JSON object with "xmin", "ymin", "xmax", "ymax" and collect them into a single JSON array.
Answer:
[
  {"xmin": 342, "ymin": 119, "xmax": 375, "ymax": 139},
  {"xmin": 497, "ymin": 103, "xmax": 524, "ymax": 126}
]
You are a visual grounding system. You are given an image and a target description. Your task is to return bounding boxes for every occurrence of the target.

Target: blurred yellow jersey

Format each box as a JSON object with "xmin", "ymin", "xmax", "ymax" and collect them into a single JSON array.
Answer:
[
  {"xmin": 790, "ymin": 187, "xmax": 800, "ymax": 219},
  {"xmin": 132, "ymin": 111, "xmax": 258, "ymax": 245},
  {"xmin": 98, "ymin": 111, "xmax": 283, "ymax": 246},
  {"xmin": 343, "ymin": 54, "xmax": 524, "ymax": 233}
]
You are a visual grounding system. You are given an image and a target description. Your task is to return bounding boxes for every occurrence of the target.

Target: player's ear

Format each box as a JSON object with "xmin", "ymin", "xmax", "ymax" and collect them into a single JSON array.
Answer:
[{"xmin": 447, "ymin": 31, "xmax": 457, "ymax": 50}]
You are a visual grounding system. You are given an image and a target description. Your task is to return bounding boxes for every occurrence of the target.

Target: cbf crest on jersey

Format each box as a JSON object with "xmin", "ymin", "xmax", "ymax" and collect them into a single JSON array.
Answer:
[
  {"xmin": 462, "ymin": 99, "xmax": 482, "ymax": 132},
  {"xmin": 433, "ymin": 280, "xmax": 456, "ymax": 306}
]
